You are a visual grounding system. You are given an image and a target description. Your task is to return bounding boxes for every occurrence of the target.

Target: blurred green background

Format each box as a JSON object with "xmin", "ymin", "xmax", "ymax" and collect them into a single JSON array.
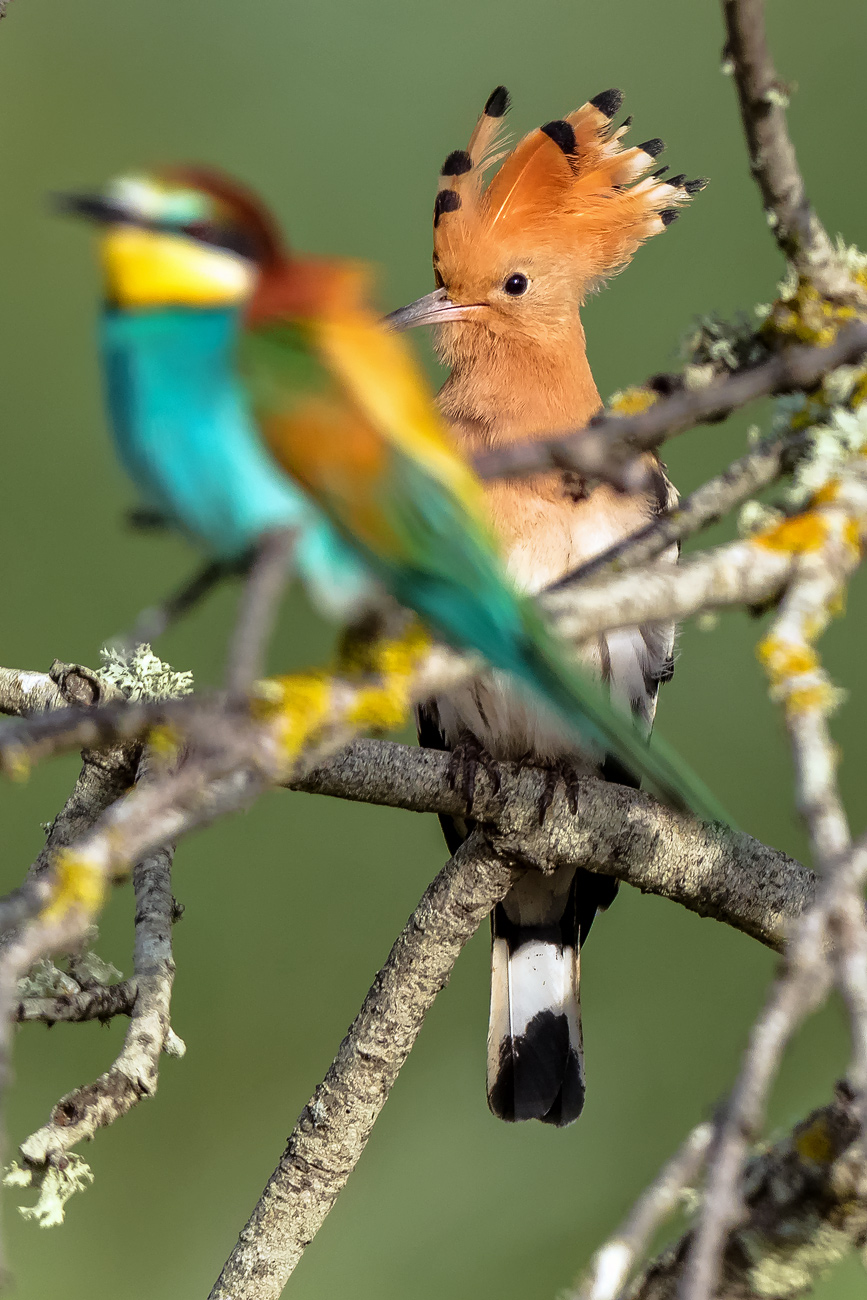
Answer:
[{"xmin": 1, "ymin": 0, "xmax": 866, "ymax": 1296}]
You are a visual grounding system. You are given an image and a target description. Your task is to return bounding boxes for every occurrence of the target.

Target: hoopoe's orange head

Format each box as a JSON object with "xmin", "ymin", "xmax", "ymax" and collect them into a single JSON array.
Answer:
[{"xmin": 388, "ymin": 86, "xmax": 706, "ymax": 350}]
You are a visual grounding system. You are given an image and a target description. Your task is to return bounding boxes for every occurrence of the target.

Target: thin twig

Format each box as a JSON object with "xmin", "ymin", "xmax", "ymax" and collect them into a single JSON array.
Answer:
[
  {"xmin": 471, "ymin": 323, "xmax": 867, "ymax": 486},
  {"xmin": 209, "ymin": 831, "xmax": 519, "ymax": 1300},
  {"xmin": 16, "ymin": 756, "xmax": 180, "ymax": 1175},
  {"xmin": 721, "ymin": 0, "xmax": 859, "ymax": 300},
  {"xmin": 679, "ymin": 470, "xmax": 866, "ymax": 1300},
  {"xmin": 225, "ymin": 528, "xmax": 295, "ymax": 697},
  {"xmin": 123, "ymin": 558, "xmax": 231, "ymax": 648},
  {"xmin": 571, "ymin": 1122, "xmax": 715, "ymax": 1300},
  {"xmin": 546, "ymin": 456, "xmax": 867, "ymax": 645},
  {"xmin": 550, "ymin": 431, "xmax": 802, "ymax": 590}
]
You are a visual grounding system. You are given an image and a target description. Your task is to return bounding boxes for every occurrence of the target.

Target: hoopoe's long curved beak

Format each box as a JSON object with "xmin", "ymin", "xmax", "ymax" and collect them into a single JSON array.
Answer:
[{"xmin": 386, "ymin": 287, "xmax": 483, "ymax": 331}]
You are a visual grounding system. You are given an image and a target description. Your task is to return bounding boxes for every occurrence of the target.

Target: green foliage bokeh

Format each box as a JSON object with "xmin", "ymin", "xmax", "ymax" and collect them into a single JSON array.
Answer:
[{"xmin": 1, "ymin": 1, "xmax": 866, "ymax": 1295}]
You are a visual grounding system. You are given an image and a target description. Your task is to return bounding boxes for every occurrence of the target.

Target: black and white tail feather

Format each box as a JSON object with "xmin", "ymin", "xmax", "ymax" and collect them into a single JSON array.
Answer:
[
  {"xmin": 417, "ymin": 567, "xmax": 675, "ymax": 1125},
  {"xmin": 487, "ymin": 869, "xmax": 618, "ymax": 1125}
]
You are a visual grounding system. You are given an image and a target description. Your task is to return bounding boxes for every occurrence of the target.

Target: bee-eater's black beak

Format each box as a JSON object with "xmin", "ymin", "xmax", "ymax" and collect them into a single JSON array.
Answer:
[
  {"xmin": 52, "ymin": 192, "xmax": 135, "ymax": 225},
  {"xmin": 386, "ymin": 287, "xmax": 483, "ymax": 331}
]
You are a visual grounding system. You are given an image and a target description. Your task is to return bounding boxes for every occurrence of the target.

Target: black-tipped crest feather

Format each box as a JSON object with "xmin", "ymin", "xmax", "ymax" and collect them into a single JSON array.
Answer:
[
  {"xmin": 589, "ymin": 88, "xmax": 624, "ymax": 119},
  {"xmin": 540, "ymin": 120, "xmax": 577, "ymax": 155},
  {"xmin": 442, "ymin": 150, "xmax": 473, "ymax": 177},
  {"xmin": 484, "ymin": 85, "xmax": 510, "ymax": 117}
]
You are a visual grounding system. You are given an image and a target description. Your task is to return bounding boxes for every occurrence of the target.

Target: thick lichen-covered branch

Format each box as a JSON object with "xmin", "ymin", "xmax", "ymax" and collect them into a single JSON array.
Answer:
[{"xmin": 291, "ymin": 740, "xmax": 812, "ymax": 951}]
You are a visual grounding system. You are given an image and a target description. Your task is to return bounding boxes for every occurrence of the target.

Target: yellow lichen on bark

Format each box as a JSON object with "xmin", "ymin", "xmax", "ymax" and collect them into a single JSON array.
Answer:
[
  {"xmin": 754, "ymin": 512, "xmax": 829, "ymax": 554},
  {"xmin": 346, "ymin": 623, "xmax": 430, "ymax": 733},
  {"xmin": 252, "ymin": 672, "xmax": 333, "ymax": 759},
  {"xmin": 40, "ymin": 849, "xmax": 108, "ymax": 926},
  {"xmin": 608, "ymin": 387, "xmax": 657, "ymax": 416}
]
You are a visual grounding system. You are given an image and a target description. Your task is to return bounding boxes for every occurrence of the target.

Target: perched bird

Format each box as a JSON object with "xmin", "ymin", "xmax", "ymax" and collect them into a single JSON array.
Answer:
[
  {"xmin": 59, "ymin": 173, "xmax": 375, "ymax": 623},
  {"xmin": 387, "ymin": 87, "xmax": 707, "ymax": 1125}
]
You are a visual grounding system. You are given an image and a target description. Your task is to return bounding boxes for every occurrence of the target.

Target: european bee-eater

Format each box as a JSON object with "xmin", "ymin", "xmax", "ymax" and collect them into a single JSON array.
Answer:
[
  {"xmin": 387, "ymin": 87, "xmax": 707, "ymax": 1126},
  {"xmin": 60, "ymin": 173, "xmax": 375, "ymax": 623}
]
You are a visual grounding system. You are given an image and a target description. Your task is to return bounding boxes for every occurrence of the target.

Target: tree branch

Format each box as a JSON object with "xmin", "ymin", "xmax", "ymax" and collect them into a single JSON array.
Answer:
[
  {"xmin": 570, "ymin": 1122, "xmax": 715, "ymax": 1300},
  {"xmin": 0, "ymin": 668, "xmax": 63, "ymax": 717},
  {"xmin": 680, "ymin": 452, "xmax": 867, "ymax": 1300},
  {"xmin": 209, "ymin": 831, "xmax": 518, "ymax": 1300},
  {"xmin": 290, "ymin": 740, "xmax": 812, "ymax": 951},
  {"xmin": 15, "ymin": 979, "xmax": 137, "ymax": 1025},
  {"xmin": 14, "ymin": 781, "xmax": 181, "ymax": 1179},
  {"xmin": 471, "ymin": 324, "xmax": 867, "ymax": 486},
  {"xmin": 545, "ymin": 456, "xmax": 867, "ymax": 644},
  {"xmin": 0, "ymin": 663, "xmax": 138, "ymax": 956},
  {"xmin": 552, "ymin": 431, "xmax": 803, "ymax": 589},
  {"xmin": 720, "ymin": 0, "xmax": 858, "ymax": 301},
  {"xmin": 629, "ymin": 1087, "xmax": 867, "ymax": 1300}
]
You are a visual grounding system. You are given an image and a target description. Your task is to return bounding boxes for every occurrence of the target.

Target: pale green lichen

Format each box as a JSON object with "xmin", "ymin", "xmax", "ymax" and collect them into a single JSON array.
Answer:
[
  {"xmin": 764, "ymin": 86, "xmax": 790, "ymax": 110},
  {"xmin": 738, "ymin": 242, "xmax": 867, "ymax": 519},
  {"xmin": 99, "ymin": 644, "xmax": 194, "ymax": 702},
  {"xmin": 831, "ymin": 237, "xmax": 867, "ymax": 280},
  {"xmin": 681, "ymin": 312, "xmax": 768, "ymax": 374},
  {"xmin": 17, "ymin": 960, "xmax": 80, "ymax": 999},
  {"xmin": 4, "ymin": 1155, "xmax": 94, "ymax": 1227},
  {"xmin": 164, "ymin": 1028, "xmax": 187, "ymax": 1059},
  {"xmin": 771, "ymin": 383, "xmax": 867, "ymax": 511},
  {"xmin": 72, "ymin": 949, "xmax": 123, "ymax": 987},
  {"xmin": 741, "ymin": 1219, "xmax": 855, "ymax": 1297},
  {"xmin": 739, "ymin": 500, "xmax": 786, "ymax": 538},
  {"xmin": 17, "ymin": 951, "xmax": 122, "ymax": 1000}
]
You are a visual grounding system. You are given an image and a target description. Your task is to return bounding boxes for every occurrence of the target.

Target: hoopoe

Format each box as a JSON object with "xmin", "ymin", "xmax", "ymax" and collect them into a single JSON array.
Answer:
[{"xmin": 388, "ymin": 86, "xmax": 706, "ymax": 1126}]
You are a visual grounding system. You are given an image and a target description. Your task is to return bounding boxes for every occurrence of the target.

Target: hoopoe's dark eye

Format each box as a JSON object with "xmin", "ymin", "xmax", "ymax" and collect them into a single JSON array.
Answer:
[{"xmin": 503, "ymin": 272, "xmax": 529, "ymax": 296}]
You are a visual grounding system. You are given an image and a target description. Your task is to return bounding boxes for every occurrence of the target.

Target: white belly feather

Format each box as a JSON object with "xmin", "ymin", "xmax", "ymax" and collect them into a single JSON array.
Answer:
[{"xmin": 429, "ymin": 479, "xmax": 673, "ymax": 763}]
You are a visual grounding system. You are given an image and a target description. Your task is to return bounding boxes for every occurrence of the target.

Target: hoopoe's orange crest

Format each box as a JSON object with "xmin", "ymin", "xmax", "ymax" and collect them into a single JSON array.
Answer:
[{"xmin": 431, "ymin": 86, "xmax": 706, "ymax": 332}]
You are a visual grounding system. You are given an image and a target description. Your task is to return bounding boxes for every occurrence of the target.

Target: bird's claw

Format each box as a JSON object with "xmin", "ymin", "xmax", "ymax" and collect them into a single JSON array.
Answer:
[
  {"xmin": 536, "ymin": 759, "xmax": 583, "ymax": 825},
  {"xmin": 447, "ymin": 730, "xmax": 501, "ymax": 815}
]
